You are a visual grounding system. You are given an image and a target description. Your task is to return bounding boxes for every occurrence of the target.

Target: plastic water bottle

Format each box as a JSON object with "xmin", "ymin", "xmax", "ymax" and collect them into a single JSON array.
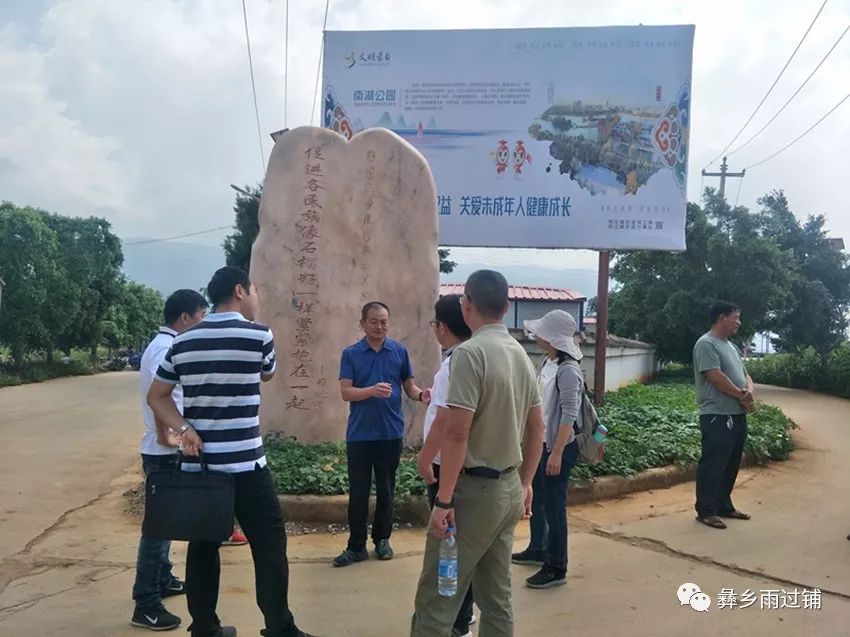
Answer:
[
  {"xmin": 438, "ymin": 528, "xmax": 458, "ymax": 597},
  {"xmin": 593, "ymin": 422, "xmax": 608, "ymax": 443}
]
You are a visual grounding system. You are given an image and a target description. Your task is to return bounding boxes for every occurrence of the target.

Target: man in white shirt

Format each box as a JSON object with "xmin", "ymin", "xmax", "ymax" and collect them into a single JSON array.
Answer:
[
  {"xmin": 131, "ymin": 289, "xmax": 208, "ymax": 631},
  {"xmin": 417, "ymin": 294, "xmax": 474, "ymax": 637}
]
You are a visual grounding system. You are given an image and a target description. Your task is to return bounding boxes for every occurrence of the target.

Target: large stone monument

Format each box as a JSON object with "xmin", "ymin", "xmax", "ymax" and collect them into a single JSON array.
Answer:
[{"xmin": 251, "ymin": 126, "xmax": 441, "ymax": 445}]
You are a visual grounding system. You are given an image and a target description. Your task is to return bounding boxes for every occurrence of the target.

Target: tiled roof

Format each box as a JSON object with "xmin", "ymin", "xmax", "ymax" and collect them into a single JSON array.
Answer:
[{"xmin": 439, "ymin": 283, "xmax": 586, "ymax": 302}]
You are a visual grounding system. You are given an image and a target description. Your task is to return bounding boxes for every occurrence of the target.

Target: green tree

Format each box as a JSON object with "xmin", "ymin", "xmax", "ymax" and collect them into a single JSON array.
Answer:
[
  {"xmin": 756, "ymin": 190, "xmax": 850, "ymax": 358},
  {"xmin": 609, "ymin": 192, "xmax": 793, "ymax": 362},
  {"xmin": 122, "ymin": 281, "xmax": 164, "ymax": 348},
  {"xmin": 101, "ymin": 281, "xmax": 162, "ymax": 352},
  {"xmin": 223, "ymin": 185, "xmax": 456, "ymax": 274},
  {"xmin": 0, "ymin": 204, "xmax": 75, "ymax": 368},
  {"xmin": 42, "ymin": 214, "xmax": 124, "ymax": 360}
]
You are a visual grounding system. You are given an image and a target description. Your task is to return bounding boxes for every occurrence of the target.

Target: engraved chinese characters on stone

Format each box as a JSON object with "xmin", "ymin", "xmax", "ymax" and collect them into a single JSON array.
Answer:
[{"xmin": 250, "ymin": 127, "xmax": 440, "ymax": 443}]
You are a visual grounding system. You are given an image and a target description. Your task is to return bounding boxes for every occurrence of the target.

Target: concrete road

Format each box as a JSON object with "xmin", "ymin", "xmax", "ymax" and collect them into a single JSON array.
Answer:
[{"xmin": 0, "ymin": 376, "xmax": 848, "ymax": 636}]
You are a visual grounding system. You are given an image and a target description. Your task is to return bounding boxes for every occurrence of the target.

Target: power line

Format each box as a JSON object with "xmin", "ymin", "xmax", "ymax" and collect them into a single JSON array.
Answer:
[
  {"xmin": 728, "ymin": 22, "xmax": 849, "ymax": 157},
  {"xmin": 241, "ymin": 0, "xmax": 266, "ymax": 174},
  {"xmin": 744, "ymin": 92, "xmax": 849, "ymax": 170},
  {"xmin": 124, "ymin": 226, "xmax": 234, "ymax": 246},
  {"xmin": 707, "ymin": 0, "xmax": 829, "ymax": 167},
  {"xmin": 311, "ymin": 0, "xmax": 332, "ymax": 126},
  {"xmin": 735, "ymin": 175, "xmax": 745, "ymax": 206}
]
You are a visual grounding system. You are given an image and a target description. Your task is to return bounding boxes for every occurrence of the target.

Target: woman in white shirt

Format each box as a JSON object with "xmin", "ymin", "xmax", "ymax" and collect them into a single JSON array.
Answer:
[
  {"xmin": 511, "ymin": 310, "xmax": 584, "ymax": 590},
  {"xmin": 417, "ymin": 294, "xmax": 474, "ymax": 637}
]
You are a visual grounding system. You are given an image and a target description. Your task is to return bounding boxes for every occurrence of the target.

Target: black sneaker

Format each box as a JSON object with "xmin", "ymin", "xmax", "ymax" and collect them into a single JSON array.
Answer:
[
  {"xmin": 260, "ymin": 630, "xmax": 317, "ymax": 637},
  {"xmin": 451, "ymin": 624, "xmax": 472, "ymax": 637},
  {"xmin": 526, "ymin": 565, "xmax": 566, "ymax": 589},
  {"xmin": 160, "ymin": 577, "xmax": 185, "ymax": 598},
  {"xmin": 511, "ymin": 548, "xmax": 545, "ymax": 566},
  {"xmin": 131, "ymin": 604, "xmax": 181, "ymax": 631},
  {"xmin": 374, "ymin": 539, "xmax": 394, "ymax": 561},
  {"xmin": 332, "ymin": 547, "xmax": 368, "ymax": 567}
]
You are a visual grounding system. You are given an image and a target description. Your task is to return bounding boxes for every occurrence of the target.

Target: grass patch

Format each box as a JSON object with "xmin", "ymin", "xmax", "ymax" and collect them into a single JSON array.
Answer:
[
  {"xmin": 0, "ymin": 358, "xmax": 96, "ymax": 388},
  {"xmin": 264, "ymin": 379, "xmax": 798, "ymax": 495}
]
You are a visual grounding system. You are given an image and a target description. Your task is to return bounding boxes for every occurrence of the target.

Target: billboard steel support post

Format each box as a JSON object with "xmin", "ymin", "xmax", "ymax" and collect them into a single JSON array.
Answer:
[{"xmin": 594, "ymin": 250, "xmax": 610, "ymax": 406}]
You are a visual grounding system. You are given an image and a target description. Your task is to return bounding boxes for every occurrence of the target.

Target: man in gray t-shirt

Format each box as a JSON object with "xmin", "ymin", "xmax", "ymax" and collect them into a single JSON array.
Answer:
[{"xmin": 692, "ymin": 301, "xmax": 755, "ymax": 530}]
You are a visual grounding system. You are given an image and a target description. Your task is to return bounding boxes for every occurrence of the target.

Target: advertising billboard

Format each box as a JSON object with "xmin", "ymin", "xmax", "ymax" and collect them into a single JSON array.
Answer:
[{"xmin": 323, "ymin": 26, "xmax": 695, "ymax": 250}]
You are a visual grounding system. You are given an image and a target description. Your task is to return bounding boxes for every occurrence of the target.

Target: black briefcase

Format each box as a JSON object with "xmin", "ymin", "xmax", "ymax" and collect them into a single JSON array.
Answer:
[{"xmin": 142, "ymin": 453, "xmax": 235, "ymax": 542}]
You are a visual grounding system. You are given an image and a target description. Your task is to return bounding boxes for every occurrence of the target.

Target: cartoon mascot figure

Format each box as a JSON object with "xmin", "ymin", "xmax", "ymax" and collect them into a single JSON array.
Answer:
[
  {"xmin": 492, "ymin": 139, "xmax": 510, "ymax": 175},
  {"xmin": 513, "ymin": 140, "xmax": 532, "ymax": 175}
]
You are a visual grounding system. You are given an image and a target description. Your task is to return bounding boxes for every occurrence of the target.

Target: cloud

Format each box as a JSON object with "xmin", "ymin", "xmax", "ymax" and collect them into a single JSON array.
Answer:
[{"xmin": 0, "ymin": 28, "xmax": 140, "ymax": 223}]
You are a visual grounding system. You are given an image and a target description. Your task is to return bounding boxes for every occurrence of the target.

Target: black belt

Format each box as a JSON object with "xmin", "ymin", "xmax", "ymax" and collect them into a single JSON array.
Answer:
[{"xmin": 462, "ymin": 466, "xmax": 517, "ymax": 480}]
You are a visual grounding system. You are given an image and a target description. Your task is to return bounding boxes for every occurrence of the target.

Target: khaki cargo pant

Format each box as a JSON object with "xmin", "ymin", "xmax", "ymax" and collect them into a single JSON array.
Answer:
[{"xmin": 410, "ymin": 470, "xmax": 524, "ymax": 637}]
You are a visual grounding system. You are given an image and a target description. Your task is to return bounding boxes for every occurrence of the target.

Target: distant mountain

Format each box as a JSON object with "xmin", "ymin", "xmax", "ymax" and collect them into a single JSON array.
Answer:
[
  {"xmin": 440, "ymin": 262, "xmax": 601, "ymax": 300},
  {"xmin": 426, "ymin": 117, "xmax": 438, "ymax": 129},
  {"xmin": 375, "ymin": 112, "xmax": 393, "ymax": 128},
  {"xmin": 395, "ymin": 115, "xmax": 408, "ymax": 129},
  {"xmin": 122, "ymin": 238, "xmax": 226, "ymax": 296},
  {"xmin": 123, "ymin": 241, "xmax": 604, "ymax": 304}
]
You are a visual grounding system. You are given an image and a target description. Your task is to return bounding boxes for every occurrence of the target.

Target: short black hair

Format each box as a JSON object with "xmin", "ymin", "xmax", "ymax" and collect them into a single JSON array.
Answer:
[
  {"xmin": 361, "ymin": 301, "xmax": 390, "ymax": 321},
  {"xmin": 464, "ymin": 270, "xmax": 509, "ymax": 319},
  {"xmin": 207, "ymin": 266, "xmax": 251, "ymax": 307},
  {"xmin": 434, "ymin": 294, "xmax": 472, "ymax": 340},
  {"xmin": 709, "ymin": 301, "xmax": 740, "ymax": 325},
  {"xmin": 164, "ymin": 289, "xmax": 208, "ymax": 325}
]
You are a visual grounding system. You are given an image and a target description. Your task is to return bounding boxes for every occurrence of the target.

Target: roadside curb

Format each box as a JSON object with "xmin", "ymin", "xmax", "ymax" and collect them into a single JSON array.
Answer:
[{"xmin": 279, "ymin": 454, "xmax": 764, "ymax": 525}]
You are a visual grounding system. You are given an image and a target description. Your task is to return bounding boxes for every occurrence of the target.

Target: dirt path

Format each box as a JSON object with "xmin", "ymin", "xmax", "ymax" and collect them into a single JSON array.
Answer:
[{"xmin": 0, "ymin": 377, "xmax": 848, "ymax": 635}]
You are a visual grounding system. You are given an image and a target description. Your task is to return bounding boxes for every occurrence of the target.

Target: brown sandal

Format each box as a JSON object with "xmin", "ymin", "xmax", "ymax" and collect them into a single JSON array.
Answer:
[
  {"xmin": 720, "ymin": 510, "xmax": 751, "ymax": 520},
  {"xmin": 696, "ymin": 515, "xmax": 727, "ymax": 529}
]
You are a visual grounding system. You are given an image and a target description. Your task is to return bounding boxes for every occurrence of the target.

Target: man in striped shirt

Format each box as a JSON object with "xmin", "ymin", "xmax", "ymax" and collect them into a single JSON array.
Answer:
[{"xmin": 148, "ymin": 266, "xmax": 316, "ymax": 637}]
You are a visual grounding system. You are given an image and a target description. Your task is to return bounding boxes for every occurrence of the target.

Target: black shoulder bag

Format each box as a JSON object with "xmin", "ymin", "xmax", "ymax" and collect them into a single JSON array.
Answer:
[{"xmin": 142, "ymin": 452, "xmax": 235, "ymax": 542}]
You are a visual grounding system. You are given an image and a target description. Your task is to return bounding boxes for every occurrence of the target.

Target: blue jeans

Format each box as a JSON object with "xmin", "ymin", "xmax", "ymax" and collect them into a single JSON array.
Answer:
[
  {"xmin": 133, "ymin": 453, "xmax": 179, "ymax": 610},
  {"xmin": 529, "ymin": 441, "xmax": 579, "ymax": 573}
]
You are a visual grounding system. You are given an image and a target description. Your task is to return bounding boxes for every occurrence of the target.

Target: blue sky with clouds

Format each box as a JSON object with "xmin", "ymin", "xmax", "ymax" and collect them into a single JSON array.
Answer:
[{"xmin": 1, "ymin": 0, "xmax": 848, "ymax": 271}]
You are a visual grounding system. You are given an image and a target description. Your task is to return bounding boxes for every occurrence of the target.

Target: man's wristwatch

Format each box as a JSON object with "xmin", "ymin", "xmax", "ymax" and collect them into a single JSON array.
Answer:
[
  {"xmin": 178, "ymin": 423, "xmax": 193, "ymax": 436},
  {"xmin": 418, "ymin": 390, "xmax": 424, "ymax": 402},
  {"xmin": 434, "ymin": 498, "xmax": 454, "ymax": 510}
]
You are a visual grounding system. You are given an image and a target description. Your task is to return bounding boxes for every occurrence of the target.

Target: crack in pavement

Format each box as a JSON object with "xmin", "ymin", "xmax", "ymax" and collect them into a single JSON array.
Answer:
[
  {"xmin": 589, "ymin": 526, "xmax": 850, "ymax": 602},
  {"xmin": 20, "ymin": 491, "xmax": 109, "ymax": 555},
  {"xmin": 0, "ymin": 555, "xmax": 132, "ymax": 618},
  {"xmin": 0, "ymin": 489, "xmax": 112, "ymax": 596}
]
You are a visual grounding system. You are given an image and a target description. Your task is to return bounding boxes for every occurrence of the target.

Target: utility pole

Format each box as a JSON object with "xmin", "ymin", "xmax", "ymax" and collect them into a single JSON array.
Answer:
[{"xmin": 701, "ymin": 156, "xmax": 745, "ymax": 201}]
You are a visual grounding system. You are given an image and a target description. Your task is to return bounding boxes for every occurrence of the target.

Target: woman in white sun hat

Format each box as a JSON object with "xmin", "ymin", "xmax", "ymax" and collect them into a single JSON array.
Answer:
[{"xmin": 511, "ymin": 309, "xmax": 584, "ymax": 590}]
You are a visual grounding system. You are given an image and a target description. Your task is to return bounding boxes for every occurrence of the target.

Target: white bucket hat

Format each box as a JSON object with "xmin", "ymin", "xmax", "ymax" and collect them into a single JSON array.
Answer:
[{"xmin": 523, "ymin": 310, "xmax": 583, "ymax": 361}]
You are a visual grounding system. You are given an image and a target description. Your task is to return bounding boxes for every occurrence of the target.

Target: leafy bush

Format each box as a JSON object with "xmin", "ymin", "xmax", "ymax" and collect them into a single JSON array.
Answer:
[
  {"xmin": 747, "ymin": 344, "xmax": 850, "ymax": 399},
  {"xmin": 0, "ymin": 358, "xmax": 95, "ymax": 388},
  {"xmin": 264, "ymin": 380, "xmax": 797, "ymax": 495},
  {"xmin": 264, "ymin": 437, "xmax": 426, "ymax": 499}
]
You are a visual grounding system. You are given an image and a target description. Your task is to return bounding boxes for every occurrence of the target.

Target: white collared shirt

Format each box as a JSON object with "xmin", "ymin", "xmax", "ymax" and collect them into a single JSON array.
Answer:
[
  {"xmin": 422, "ymin": 345, "xmax": 456, "ymax": 465},
  {"xmin": 139, "ymin": 327, "xmax": 183, "ymax": 455}
]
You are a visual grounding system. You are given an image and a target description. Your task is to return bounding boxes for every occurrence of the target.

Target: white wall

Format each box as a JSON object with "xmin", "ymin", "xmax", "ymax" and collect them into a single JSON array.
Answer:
[{"xmin": 513, "ymin": 330, "xmax": 657, "ymax": 391}]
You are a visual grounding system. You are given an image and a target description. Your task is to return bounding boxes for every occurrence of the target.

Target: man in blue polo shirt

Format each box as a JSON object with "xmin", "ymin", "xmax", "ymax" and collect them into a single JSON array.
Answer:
[{"xmin": 333, "ymin": 301, "xmax": 429, "ymax": 567}]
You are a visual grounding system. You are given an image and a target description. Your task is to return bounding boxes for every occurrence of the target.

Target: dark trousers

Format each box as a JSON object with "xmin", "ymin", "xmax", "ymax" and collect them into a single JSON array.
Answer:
[
  {"xmin": 529, "ymin": 441, "xmax": 579, "ymax": 573},
  {"xmin": 695, "ymin": 414, "xmax": 748, "ymax": 518},
  {"xmin": 133, "ymin": 454, "xmax": 179, "ymax": 610},
  {"xmin": 346, "ymin": 439, "xmax": 403, "ymax": 551},
  {"xmin": 186, "ymin": 465, "xmax": 298, "ymax": 637},
  {"xmin": 426, "ymin": 463, "xmax": 475, "ymax": 632}
]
